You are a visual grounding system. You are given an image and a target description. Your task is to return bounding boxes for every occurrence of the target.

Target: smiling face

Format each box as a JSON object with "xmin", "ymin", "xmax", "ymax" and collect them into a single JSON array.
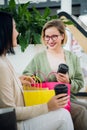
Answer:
[
  {"xmin": 44, "ymin": 26, "xmax": 64, "ymax": 50},
  {"xmin": 41, "ymin": 19, "xmax": 67, "ymax": 52}
]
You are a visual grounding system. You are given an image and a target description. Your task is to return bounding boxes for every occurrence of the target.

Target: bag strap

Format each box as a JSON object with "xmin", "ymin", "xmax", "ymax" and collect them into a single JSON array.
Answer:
[
  {"xmin": 34, "ymin": 70, "xmax": 48, "ymax": 82},
  {"xmin": 23, "ymin": 71, "xmax": 57, "ymax": 90},
  {"xmin": 47, "ymin": 71, "xmax": 57, "ymax": 81},
  {"xmin": 35, "ymin": 70, "xmax": 57, "ymax": 82}
]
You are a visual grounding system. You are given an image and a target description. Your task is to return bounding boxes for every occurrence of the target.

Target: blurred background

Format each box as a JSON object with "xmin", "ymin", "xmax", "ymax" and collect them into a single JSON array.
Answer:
[
  {"xmin": 1, "ymin": 0, "xmax": 87, "ymax": 27},
  {"xmin": 1, "ymin": 0, "xmax": 87, "ymax": 16},
  {"xmin": 1, "ymin": 0, "xmax": 87, "ymax": 94}
]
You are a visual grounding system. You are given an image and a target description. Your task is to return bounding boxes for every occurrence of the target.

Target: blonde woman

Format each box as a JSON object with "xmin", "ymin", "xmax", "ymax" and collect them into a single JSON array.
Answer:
[{"xmin": 23, "ymin": 19, "xmax": 87, "ymax": 130}]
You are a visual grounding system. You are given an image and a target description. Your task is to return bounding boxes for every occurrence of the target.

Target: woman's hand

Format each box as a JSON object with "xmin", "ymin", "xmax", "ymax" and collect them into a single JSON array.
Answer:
[
  {"xmin": 19, "ymin": 75, "xmax": 35, "ymax": 86},
  {"xmin": 56, "ymin": 73, "xmax": 70, "ymax": 83},
  {"xmin": 47, "ymin": 94, "xmax": 69, "ymax": 111}
]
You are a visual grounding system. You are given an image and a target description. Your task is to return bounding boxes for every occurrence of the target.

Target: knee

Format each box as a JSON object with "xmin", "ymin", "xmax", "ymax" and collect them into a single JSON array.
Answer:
[
  {"xmin": 59, "ymin": 109, "xmax": 74, "ymax": 130},
  {"xmin": 70, "ymin": 102, "xmax": 86, "ymax": 120},
  {"xmin": 57, "ymin": 108, "xmax": 72, "ymax": 121},
  {"xmin": 70, "ymin": 103, "xmax": 87, "ymax": 130}
]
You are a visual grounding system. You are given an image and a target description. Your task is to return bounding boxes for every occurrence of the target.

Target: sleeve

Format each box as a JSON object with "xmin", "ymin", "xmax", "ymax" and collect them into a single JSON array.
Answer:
[
  {"xmin": 23, "ymin": 56, "xmax": 38, "ymax": 76},
  {"xmin": 0, "ymin": 65, "xmax": 15, "ymax": 107},
  {"xmin": 0, "ymin": 64, "xmax": 48, "ymax": 121},
  {"xmin": 15, "ymin": 104, "xmax": 48, "ymax": 121},
  {"xmin": 70, "ymin": 55, "xmax": 84, "ymax": 94}
]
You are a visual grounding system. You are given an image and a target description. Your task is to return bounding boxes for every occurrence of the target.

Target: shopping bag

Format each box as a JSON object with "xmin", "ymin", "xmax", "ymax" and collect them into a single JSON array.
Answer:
[
  {"xmin": 23, "ymin": 75, "xmax": 55, "ymax": 106},
  {"xmin": 31, "ymin": 82, "xmax": 70, "ymax": 111},
  {"xmin": 23, "ymin": 89, "xmax": 55, "ymax": 106},
  {"xmin": 23, "ymin": 72, "xmax": 71, "ymax": 111},
  {"xmin": 45, "ymin": 82, "xmax": 70, "ymax": 111}
]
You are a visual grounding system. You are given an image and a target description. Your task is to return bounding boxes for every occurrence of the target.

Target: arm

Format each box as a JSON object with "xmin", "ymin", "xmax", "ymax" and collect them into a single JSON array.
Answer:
[
  {"xmin": 0, "ymin": 65, "xmax": 48, "ymax": 121},
  {"xmin": 56, "ymin": 52, "xmax": 84, "ymax": 94},
  {"xmin": 0, "ymin": 63, "xmax": 69, "ymax": 121},
  {"xmin": 70, "ymin": 55, "xmax": 84, "ymax": 94},
  {"xmin": 23, "ymin": 57, "xmax": 37, "ymax": 76}
]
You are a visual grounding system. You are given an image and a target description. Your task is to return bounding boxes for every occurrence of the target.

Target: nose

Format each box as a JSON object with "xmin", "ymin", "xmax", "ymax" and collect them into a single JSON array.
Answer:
[
  {"xmin": 16, "ymin": 30, "xmax": 19, "ymax": 37},
  {"xmin": 48, "ymin": 37, "xmax": 53, "ymax": 42}
]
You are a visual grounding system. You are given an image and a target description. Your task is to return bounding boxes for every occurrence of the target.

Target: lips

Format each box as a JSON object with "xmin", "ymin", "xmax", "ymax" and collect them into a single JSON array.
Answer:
[{"xmin": 48, "ymin": 42, "xmax": 56, "ymax": 47}]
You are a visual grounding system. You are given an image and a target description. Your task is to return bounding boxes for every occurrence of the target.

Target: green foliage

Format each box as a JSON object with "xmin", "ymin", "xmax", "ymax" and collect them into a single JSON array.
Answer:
[{"xmin": 0, "ymin": 0, "xmax": 71, "ymax": 51}]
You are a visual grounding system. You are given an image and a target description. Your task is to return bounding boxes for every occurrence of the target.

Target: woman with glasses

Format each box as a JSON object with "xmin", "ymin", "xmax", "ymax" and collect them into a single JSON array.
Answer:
[
  {"xmin": 23, "ymin": 19, "xmax": 87, "ymax": 130},
  {"xmin": 23, "ymin": 19, "xmax": 83, "ymax": 93}
]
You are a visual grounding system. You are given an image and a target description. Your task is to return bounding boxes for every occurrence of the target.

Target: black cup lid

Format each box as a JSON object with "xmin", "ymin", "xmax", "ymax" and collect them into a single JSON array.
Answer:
[
  {"xmin": 57, "ymin": 63, "xmax": 69, "ymax": 74},
  {"xmin": 54, "ymin": 84, "xmax": 68, "ymax": 94}
]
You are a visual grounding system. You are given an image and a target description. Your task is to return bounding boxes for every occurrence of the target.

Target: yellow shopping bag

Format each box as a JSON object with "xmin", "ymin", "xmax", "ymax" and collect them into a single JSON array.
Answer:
[
  {"xmin": 23, "ymin": 89, "xmax": 55, "ymax": 106},
  {"xmin": 23, "ymin": 75, "xmax": 55, "ymax": 106}
]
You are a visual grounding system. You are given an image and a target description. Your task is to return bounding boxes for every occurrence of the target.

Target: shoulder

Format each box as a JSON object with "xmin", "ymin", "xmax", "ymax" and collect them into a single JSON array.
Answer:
[
  {"xmin": 35, "ymin": 50, "xmax": 46, "ymax": 56},
  {"xmin": 33, "ymin": 50, "xmax": 46, "ymax": 60},
  {"xmin": 0, "ymin": 57, "xmax": 9, "ymax": 74},
  {"xmin": 64, "ymin": 49, "xmax": 78, "ymax": 59},
  {"xmin": 0, "ymin": 58, "xmax": 7, "ymax": 69}
]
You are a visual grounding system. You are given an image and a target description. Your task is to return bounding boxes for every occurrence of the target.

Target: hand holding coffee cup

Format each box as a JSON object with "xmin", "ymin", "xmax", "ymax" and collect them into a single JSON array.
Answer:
[
  {"xmin": 56, "ymin": 64, "xmax": 70, "ymax": 83},
  {"xmin": 53, "ymin": 84, "xmax": 69, "ymax": 109}
]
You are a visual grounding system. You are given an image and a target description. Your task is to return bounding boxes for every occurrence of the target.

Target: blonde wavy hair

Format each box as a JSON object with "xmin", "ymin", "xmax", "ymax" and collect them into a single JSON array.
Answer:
[{"xmin": 41, "ymin": 19, "xmax": 67, "ymax": 45}]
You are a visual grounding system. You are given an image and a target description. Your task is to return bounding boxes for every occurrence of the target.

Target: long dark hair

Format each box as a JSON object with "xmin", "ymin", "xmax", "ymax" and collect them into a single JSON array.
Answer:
[{"xmin": 0, "ymin": 11, "xmax": 15, "ymax": 55}]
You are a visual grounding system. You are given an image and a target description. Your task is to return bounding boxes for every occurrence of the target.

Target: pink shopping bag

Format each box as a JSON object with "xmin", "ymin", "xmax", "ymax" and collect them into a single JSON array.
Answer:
[{"xmin": 28, "ymin": 71, "xmax": 71, "ymax": 111}]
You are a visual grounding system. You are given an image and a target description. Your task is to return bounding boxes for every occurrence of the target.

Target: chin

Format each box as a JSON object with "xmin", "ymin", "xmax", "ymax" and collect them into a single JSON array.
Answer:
[{"xmin": 13, "ymin": 43, "xmax": 17, "ymax": 47}]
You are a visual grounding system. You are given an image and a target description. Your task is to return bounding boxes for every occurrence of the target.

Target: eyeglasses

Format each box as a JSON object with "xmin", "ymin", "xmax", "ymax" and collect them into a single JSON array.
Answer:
[{"xmin": 44, "ymin": 35, "xmax": 61, "ymax": 41}]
